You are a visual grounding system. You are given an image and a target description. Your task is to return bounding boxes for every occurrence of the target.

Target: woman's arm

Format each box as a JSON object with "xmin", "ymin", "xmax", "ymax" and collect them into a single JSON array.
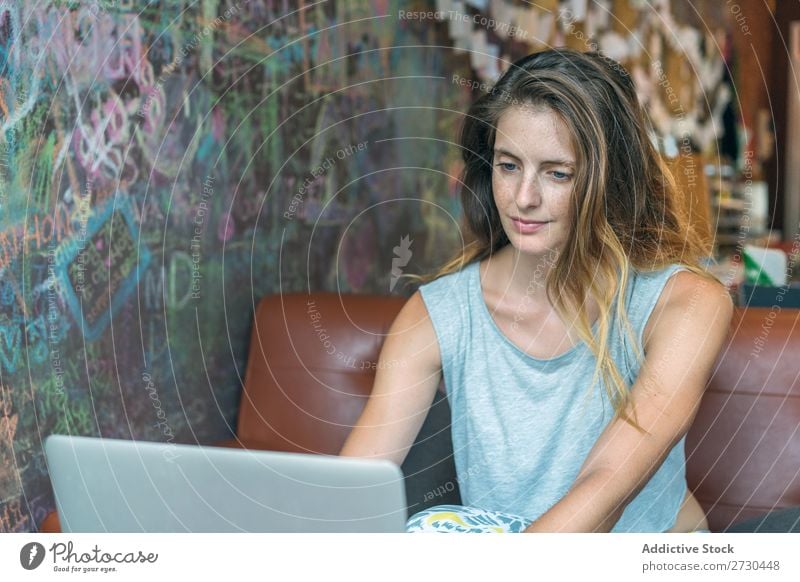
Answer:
[
  {"xmin": 339, "ymin": 291, "xmax": 443, "ymax": 467},
  {"xmin": 523, "ymin": 271, "xmax": 734, "ymax": 533}
]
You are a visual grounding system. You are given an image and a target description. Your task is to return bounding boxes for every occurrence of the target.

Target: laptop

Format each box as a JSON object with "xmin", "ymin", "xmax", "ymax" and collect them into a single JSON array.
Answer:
[{"xmin": 44, "ymin": 435, "xmax": 407, "ymax": 533}]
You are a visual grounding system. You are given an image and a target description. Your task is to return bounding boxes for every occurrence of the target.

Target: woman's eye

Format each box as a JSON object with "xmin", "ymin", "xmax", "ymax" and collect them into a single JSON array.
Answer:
[
  {"xmin": 551, "ymin": 170, "xmax": 573, "ymax": 181},
  {"xmin": 496, "ymin": 162, "xmax": 517, "ymax": 172}
]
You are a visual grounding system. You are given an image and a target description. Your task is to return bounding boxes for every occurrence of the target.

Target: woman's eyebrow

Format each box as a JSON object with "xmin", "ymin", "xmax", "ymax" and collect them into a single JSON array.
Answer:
[
  {"xmin": 540, "ymin": 159, "xmax": 575, "ymax": 168},
  {"xmin": 493, "ymin": 148, "xmax": 575, "ymax": 167},
  {"xmin": 493, "ymin": 147, "xmax": 521, "ymax": 160}
]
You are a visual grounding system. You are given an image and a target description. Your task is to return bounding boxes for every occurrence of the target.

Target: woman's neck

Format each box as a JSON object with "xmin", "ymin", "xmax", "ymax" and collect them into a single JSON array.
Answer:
[{"xmin": 482, "ymin": 245, "xmax": 561, "ymax": 303}]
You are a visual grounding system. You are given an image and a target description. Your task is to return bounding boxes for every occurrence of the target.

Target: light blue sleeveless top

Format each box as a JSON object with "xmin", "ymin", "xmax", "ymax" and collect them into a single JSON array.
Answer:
[{"xmin": 418, "ymin": 260, "xmax": 690, "ymax": 532}]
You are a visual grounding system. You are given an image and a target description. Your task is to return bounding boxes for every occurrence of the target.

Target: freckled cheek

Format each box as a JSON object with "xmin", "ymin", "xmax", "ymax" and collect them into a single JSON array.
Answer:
[
  {"xmin": 547, "ymin": 186, "xmax": 573, "ymax": 218},
  {"xmin": 491, "ymin": 176, "xmax": 513, "ymax": 208}
]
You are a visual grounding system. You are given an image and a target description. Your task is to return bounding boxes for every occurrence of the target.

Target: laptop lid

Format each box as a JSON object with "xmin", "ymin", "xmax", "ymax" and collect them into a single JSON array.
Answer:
[{"xmin": 44, "ymin": 435, "xmax": 407, "ymax": 533}]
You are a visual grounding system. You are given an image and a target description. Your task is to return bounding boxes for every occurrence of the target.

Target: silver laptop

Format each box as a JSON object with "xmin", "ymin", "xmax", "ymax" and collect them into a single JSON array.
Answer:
[{"xmin": 45, "ymin": 435, "xmax": 407, "ymax": 533}]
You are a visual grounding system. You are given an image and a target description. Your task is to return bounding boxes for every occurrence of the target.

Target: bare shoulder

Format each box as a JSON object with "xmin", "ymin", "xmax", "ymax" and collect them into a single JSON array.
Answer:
[
  {"xmin": 383, "ymin": 290, "xmax": 442, "ymax": 373},
  {"xmin": 391, "ymin": 290, "xmax": 432, "ymax": 331},
  {"xmin": 643, "ymin": 270, "xmax": 734, "ymax": 352}
]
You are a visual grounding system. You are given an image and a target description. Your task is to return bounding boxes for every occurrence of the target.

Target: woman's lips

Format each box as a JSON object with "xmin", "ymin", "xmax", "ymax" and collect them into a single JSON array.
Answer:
[{"xmin": 511, "ymin": 218, "xmax": 549, "ymax": 234}]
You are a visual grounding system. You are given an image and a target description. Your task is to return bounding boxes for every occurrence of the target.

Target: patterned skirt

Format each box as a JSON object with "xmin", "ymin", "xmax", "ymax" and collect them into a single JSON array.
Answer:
[
  {"xmin": 406, "ymin": 504, "xmax": 530, "ymax": 533},
  {"xmin": 406, "ymin": 504, "xmax": 713, "ymax": 533}
]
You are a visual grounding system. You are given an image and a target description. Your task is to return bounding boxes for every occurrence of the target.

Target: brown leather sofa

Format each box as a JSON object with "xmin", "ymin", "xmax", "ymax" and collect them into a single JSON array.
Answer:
[{"xmin": 40, "ymin": 293, "xmax": 800, "ymax": 533}]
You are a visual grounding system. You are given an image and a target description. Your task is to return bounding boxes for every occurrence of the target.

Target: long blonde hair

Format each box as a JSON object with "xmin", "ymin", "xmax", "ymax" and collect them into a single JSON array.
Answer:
[{"xmin": 414, "ymin": 49, "xmax": 716, "ymax": 431}]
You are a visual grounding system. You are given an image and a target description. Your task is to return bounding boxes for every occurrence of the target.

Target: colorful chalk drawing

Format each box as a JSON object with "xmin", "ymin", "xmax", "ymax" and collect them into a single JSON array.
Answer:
[{"xmin": 56, "ymin": 195, "xmax": 151, "ymax": 342}]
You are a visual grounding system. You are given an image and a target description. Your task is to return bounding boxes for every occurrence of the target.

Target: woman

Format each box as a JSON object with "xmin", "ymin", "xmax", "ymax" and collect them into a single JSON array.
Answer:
[{"xmin": 340, "ymin": 48, "xmax": 733, "ymax": 533}]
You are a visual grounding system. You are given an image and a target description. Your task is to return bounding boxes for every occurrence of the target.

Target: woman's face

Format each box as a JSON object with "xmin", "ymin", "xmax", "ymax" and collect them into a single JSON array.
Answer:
[{"xmin": 491, "ymin": 105, "xmax": 576, "ymax": 258}]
